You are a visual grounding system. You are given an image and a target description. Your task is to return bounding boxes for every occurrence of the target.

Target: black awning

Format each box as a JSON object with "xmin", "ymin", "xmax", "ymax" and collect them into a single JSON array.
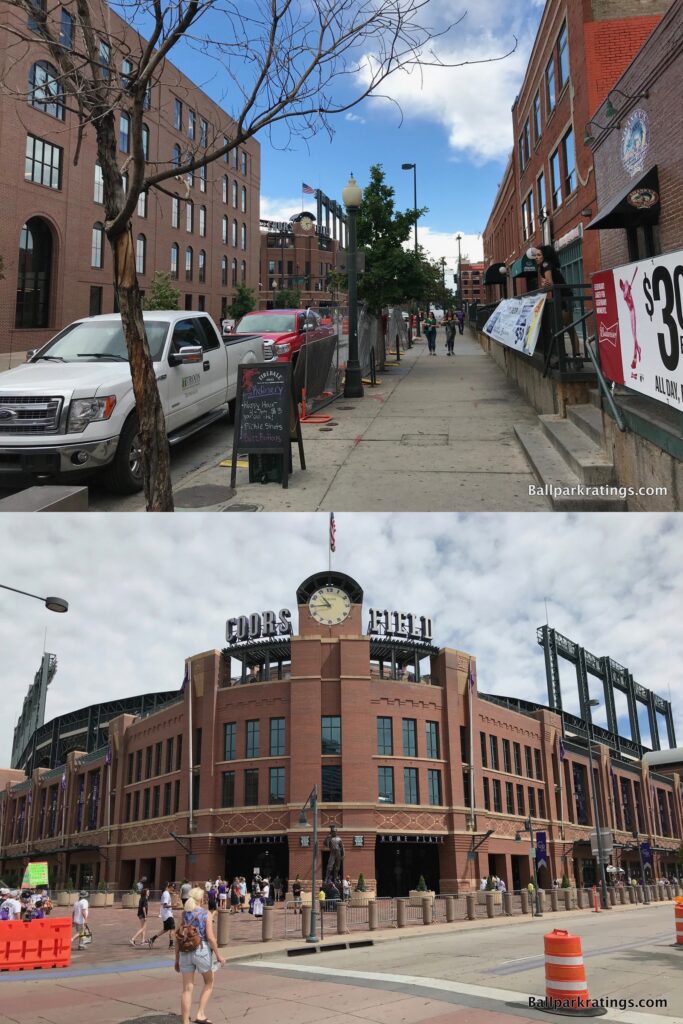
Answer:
[
  {"xmin": 484, "ymin": 264, "xmax": 507, "ymax": 285},
  {"xmin": 586, "ymin": 165, "xmax": 659, "ymax": 230}
]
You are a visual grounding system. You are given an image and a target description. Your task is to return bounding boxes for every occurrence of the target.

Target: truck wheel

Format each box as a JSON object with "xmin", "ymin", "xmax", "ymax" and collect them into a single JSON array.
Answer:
[{"xmin": 102, "ymin": 416, "xmax": 144, "ymax": 494}]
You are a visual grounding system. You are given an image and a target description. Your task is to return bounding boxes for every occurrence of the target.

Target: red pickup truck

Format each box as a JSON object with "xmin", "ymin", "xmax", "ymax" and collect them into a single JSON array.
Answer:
[{"xmin": 230, "ymin": 308, "xmax": 333, "ymax": 364}]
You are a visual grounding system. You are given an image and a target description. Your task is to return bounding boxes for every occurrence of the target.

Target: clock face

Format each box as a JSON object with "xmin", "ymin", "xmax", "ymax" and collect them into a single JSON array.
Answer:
[
  {"xmin": 300, "ymin": 216, "xmax": 313, "ymax": 231},
  {"xmin": 308, "ymin": 586, "xmax": 352, "ymax": 625}
]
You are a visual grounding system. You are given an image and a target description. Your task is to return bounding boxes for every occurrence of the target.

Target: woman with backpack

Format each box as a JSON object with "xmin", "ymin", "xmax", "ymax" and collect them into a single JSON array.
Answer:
[{"xmin": 175, "ymin": 887, "xmax": 225, "ymax": 1024}]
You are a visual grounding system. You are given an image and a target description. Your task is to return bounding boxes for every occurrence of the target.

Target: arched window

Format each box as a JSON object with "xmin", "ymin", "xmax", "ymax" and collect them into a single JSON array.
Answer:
[
  {"xmin": 185, "ymin": 246, "xmax": 193, "ymax": 281},
  {"xmin": 231, "ymin": 219, "xmax": 238, "ymax": 247},
  {"xmin": 119, "ymin": 113, "xmax": 130, "ymax": 153},
  {"xmin": 231, "ymin": 180, "xmax": 238, "ymax": 207},
  {"xmin": 135, "ymin": 234, "xmax": 146, "ymax": 275},
  {"xmin": 172, "ymin": 144, "xmax": 182, "ymax": 168},
  {"xmin": 15, "ymin": 217, "xmax": 52, "ymax": 328},
  {"xmin": 170, "ymin": 242, "xmax": 179, "ymax": 279},
  {"xmin": 240, "ymin": 223, "xmax": 247, "ymax": 250},
  {"xmin": 91, "ymin": 222, "xmax": 104, "ymax": 268},
  {"xmin": 222, "ymin": 215, "xmax": 228, "ymax": 245},
  {"xmin": 137, "ymin": 190, "xmax": 147, "ymax": 217},
  {"xmin": 231, "ymin": 257, "xmax": 238, "ymax": 286},
  {"xmin": 241, "ymin": 186, "xmax": 247, "ymax": 213},
  {"xmin": 186, "ymin": 199, "xmax": 193, "ymax": 233},
  {"xmin": 221, "ymin": 255, "xmax": 228, "ymax": 287},
  {"xmin": 241, "ymin": 259, "xmax": 247, "ymax": 284},
  {"xmin": 29, "ymin": 61, "xmax": 64, "ymax": 120},
  {"xmin": 198, "ymin": 249, "xmax": 206, "ymax": 283},
  {"xmin": 199, "ymin": 205, "xmax": 206, "ymax": 237},
  {"xmin": 222, "ymin": 175, "xmax": 228, "ymax": 204},
  {"xmin": 142, "ymin": 124, "xmax": 149, "ymax": 160}
]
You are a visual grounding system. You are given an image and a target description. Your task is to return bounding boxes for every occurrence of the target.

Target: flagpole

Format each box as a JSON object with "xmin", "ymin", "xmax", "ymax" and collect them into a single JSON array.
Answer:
[
  {"xmin": 187, "ymin": 662, "xmax": 194, "ymax": 834},
  {"xmin": 468, "ymin": 658, "xmax": 475, "ymax": 832},
  {"xmin": 106, "ymin": 753, "xmax": 112, "ymax": 844},
  {"xmin": 61, "ymin": 770, "xmax": 68, "ymax": 843},
  {"xmin": 558, "ymin": 736, "xmax": 565, "ymax": 841}
]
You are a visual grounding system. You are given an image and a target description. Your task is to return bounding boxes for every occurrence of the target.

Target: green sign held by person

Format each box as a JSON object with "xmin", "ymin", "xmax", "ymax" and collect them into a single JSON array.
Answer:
[{"xmin": 21, "ymin": 862, "xmax": 49, "ymax": 889}]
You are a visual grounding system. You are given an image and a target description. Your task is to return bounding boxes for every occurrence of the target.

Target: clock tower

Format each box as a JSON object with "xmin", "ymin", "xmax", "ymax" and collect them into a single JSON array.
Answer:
[{"xmin": 296, "ymin": 570, "xmax": 364, "ymax": 637}]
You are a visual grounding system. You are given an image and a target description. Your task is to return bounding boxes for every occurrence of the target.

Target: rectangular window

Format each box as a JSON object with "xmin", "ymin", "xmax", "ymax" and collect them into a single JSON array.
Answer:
[
  {"xmin": 89, "ymin": 285, "xmax": 102, "ymax": 317},
  {"xmin": 557, "ymin": 22, "xmax": 569, "ymax": 89},
  {"xmin": 377, "ymin": 717, "xmax": 393, "ymax": 756},
  {"xmin": 516, "ymin": 783, "xmax": 525, "ymax": 816},
  {"xmin": 133, "ymin": 790, "xmax": 140, "ymax": 820},
  {"xmin": 145, "ymin": 746, "xmax": 152, "ymax": 779},
  {"xmin": 174, "ymin": 98, "xmax": 183, "ymax": 131},
  {"xmin": 562, "ymin": 128, "xmax": 576, "ymax": 196},
  {"xmin": 25, "ymin": 134, "xmax": 62, "ymax": 190},
  {"xmin": 154, "ymin": 742, "xmax": 162, "ymax": 776},
  {"xmin": 546, "ymin": 57, "xmax": 556, "ymax": 113},
  {"xmin": 321, "ymin": 764, "xmax": 342, "ymax": 802},
  {"xmin": 166, "ymin": 737, "xmax": 174, "ymax": 774},
  {"xmin": 404, "ymin": 767, "xmax": 419, "ymax": 804},
  {"xmin": 245, "ymin": 719, "xmax": 260, "ymax": 758},
  {"xmin": 269, "ymin": 718, "xmax": 285, "ymax": 757},
  {"xmin": 59, "ymin": 8, "xmax": 74, "ymax": 47},
  {"xmin": 222, "ymin": 771, "xmax": 235, "ymax": 807},
  {"xmin": 492, "ymin": 778, "xmax": 502, "ymax": 813},
  {"xmin": 163, "ymin": 782, "xmax": 172, "ymax": 816},
  {"xmin": 28, "ymin": 0, "xmax": 46, "ymax": 31},
  {"xmin": 127, "ymin": 753, "xmax": 134, "ymax": 785},
  {"xmin": 119, "ymin": 114, "xmax": 130, "ymax": 154},
  {"xmin": 483, "ymin": 776, "xmax": 490, "ymax": 810},
  {"xmin": 502, "ymin": 739, "xmax": 511, "ymax": 773},
  {"xmin": 94, "ymin": 163, "xmax": 103, "ymax": 203},
  {"xmin": 186, "ymin": 202, "xmax": 193, "ymax": 233},
  {"xmin": 489, "ymin": 736, "xmax": 499, "ymax": 771},
  {"xmin": 426, "ymin": 721, "xmax": 440, "ymax": 759},
  {"xmin": 174, "ymin": 779, "xmax": 180, "ymax": 814},
  {"xmin": 321, "ymin": 716, "xmax": 341, "ymax": 755},
  {"xmin": 176, "ymin": 734, "xmax": 183, "ymax": 772},
  {"xmin": 125, "ymin": 792, "xmax": 131, "ymax": 822},
  {"xmin": 135, "ymin": 750, "xmax": 142, "ymax": 782},
  {"xmin": 99, "ymin": 39, "xmax": 110, "ymax": 78},
  {"xmin": 199, "ymin": 164, "xmax": 207, "ymax": 193},
  {"xmin": 268, "ymin": 767, "xmax": 285, "ymax": 804},
  {"xmin": 505, "ymin": 781, "xmax": 514, "ymax": 814},
  {"xmin": 534, "ymin": 749, "xmax": 543, "ymax": 780},
  {"xmin": 152, "ymin": 786, "xmax": 160, "ymax": 818},
  {"xmin": 172, "ymin": 197, "xmax": 180, "ymax": 229},
  {"xmin": 537, "ymin": 171, "xmax": 546, "ymax": 215},
  {"xmin": 513, "ymin": 743, "xmax": 522, "ymax": 775},
  {"xmin": 480, "ymin": 732, "xmax": 487, "ymax": 768},
  {"xmin": 533, "ymin": 92, "xmax": 541, "ymax": 141},
  {"xmin": 550, "ymin": 147, "xmax": 562, "ymax": 209},
  {"xmin": 194, "ymin": 727, "xmax": 202, "ymax": 766},
  {"xmin": 524, "ymin": 745, "xmax": 533, "ymax": 778},
  {"xmin": 528, "ymin": 788, "xmax": 537, "ymax": 817},
  {"xmin": 137, "ymin": 191, "xmax": 147, "ymax": 218},
  {"xmin": 460, "ymin": 725, "xmax": 469, "ymax": 764},
  {"xmin": 402, "ymin": 718, "xmax": 417, "ymax": 757},
  {"xmin": 428, "ymin": 770, "xmax": 444, "ymax": 811},
  {"xmin": 188, "ymin": 109, "xmax": 196, "ymax": 140},
  {"xmin": 538, "ymin": 789, "xmax": 546, "ymax": 818},
  {"xmin": 244, "ymin": 768, "xmax": 259, "ymax": 806},
  {"xmin": 378, "ymin": 766, "xmax": 394, "ymax": 803},
  {"xmin": 200, "ymin": 118, "xmax": 208, "ymax": 148}
]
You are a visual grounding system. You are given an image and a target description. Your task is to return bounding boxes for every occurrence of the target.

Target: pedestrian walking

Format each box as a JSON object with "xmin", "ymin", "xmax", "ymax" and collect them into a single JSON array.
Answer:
[
  {"xmin": 180, "ymin": 879, "xmax": 192, "ymax": 907},
  {"xmin": 229, "ymin": 878, "xmax": 240, "ymax": 914},
  {"xmin": 424, "ymin": 311, "xmax": 437, "ymax": 354},
  {"xmin": 71, "ymin": 890, "xmax": 89, "ymax": 951},
  {"xmin": 174, "ymin": 887, "xmax": 225, "ymax": 1024},
  {"xmin": 342, "ymin": 876, "xmax": 351, "ymax": 901},
  {"xmin": 148, "ymin": 882, "xmax": 177, "ymax": 949},
  {"xmin": 217, "ymin": 877, "xmax": 227, "ymax": 910},
  {"xmin": 455, "ymin": 307, "xmax": 465, "ymax": 335},
  {"xmin": 130, "ymin": 887, "xmax": 150, "ymax": 946},
  {"xmin": 292, "ymin": 876, "xmax": 302, "ymax": 913},
  {"xmin": 444, "ymin": 314, "xmax": 456, "ymax": 355},
  {"xmin": 239, "ymin": 876, "xmax": 247, "ymax": 912},
  {"xmin": 207, "ymin": 883, "xmax": 218, "ymax": 912}
]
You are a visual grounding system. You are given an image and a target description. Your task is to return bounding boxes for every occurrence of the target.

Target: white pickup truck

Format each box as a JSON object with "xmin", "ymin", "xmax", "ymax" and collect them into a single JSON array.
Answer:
[{"xmin": 0, "ymin": 310, "xmax": 263, "ymax": 494}]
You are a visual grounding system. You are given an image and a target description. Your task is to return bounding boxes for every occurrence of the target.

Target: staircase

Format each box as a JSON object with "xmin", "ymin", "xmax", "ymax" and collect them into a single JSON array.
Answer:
[{"xmin": 515, "ymin": 391, "xmax": 627, "ymax": 511}]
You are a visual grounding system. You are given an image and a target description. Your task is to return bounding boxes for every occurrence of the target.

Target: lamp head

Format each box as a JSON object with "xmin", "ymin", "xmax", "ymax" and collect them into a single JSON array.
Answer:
[
  {"xmin": 342, "ymin": 174, "xmax": 362, "ymax": 210},
  {"xmin": 605, "ymin": 98, "xmax": 618, "ymax": 120},
  {"xmin": 45, "ymin": 596, "xmax": 68, "ymax": 613},
  {"xmin": 515, "ymin": 831, "xmax": 522, "ymax": 842},
  {"xmin": 401, "ymin": 162, "xmax": 415, "ymax": 170},
  {"xmin": 298, "ymin": 810, "xmax": 308, "ymax": 827}
]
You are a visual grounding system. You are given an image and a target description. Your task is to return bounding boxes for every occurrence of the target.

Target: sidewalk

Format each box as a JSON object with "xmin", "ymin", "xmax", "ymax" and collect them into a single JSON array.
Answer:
[{"xmin": 176, "ymin": 327, "xmax": 550, "ymax": 512}]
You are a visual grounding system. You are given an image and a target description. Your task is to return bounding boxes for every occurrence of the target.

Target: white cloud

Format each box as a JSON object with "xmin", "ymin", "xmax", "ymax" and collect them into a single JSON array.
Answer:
[
  {"xmin": 2, "ymin": 514, "xmax": 682, "ymax": 767},
  {"xmin": 345, "ymin": 112, "xmax": 366, "ymax": 124},
  {"xmin": 260, "ymin": 196, "xmax": 307, "ymax": 222},
  {"xmin": 415, "ymin": 226, "xmax": 483, "ymax": 263}
]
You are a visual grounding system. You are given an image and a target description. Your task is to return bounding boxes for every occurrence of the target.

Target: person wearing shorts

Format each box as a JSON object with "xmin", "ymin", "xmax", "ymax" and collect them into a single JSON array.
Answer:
[
  {"xmin": 175, "ymin": 887, "xmax": 225, "ymax": 1024},
  {"xmin": 148, "ymin": 883, "xmax": 176, "ymax": 949},
  {"xmin": 72, "ymin": 891, "xmax": 89, "ymax": 950}
]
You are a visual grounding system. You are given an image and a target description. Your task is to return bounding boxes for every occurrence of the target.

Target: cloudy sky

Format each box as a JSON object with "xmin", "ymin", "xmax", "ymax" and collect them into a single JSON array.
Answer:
[{"xmin": 1, "ymin": 513, "xmax": 681, "ymax": 767}]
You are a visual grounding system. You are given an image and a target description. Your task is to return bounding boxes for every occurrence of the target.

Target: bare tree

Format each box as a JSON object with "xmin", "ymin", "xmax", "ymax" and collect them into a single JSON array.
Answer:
[{"xmin": 2, "ymin": 0, "xmax": 515, "ymax": 510}]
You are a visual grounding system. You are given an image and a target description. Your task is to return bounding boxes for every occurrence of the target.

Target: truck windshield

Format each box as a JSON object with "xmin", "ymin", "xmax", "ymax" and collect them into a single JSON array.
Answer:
[
  {"xmin": 34, "ymin": 321, "xmax": 169, "ymax": 362},
  {"xmin": 235, "ymin": 313, "xmax": 296, "ymax": 333}
]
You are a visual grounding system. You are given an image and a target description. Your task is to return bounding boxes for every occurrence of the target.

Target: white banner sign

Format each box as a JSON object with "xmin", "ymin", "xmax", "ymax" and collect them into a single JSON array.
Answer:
[
  {"xmin": 483, "ymin": 294, "xmax": 547, "ymax": 356},
  {"xmin": 592, "ymin": 248, "xmax": 683, "ymax": 410}
]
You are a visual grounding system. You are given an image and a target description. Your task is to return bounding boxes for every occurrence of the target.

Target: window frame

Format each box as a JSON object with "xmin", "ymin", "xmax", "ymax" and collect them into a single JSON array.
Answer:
[
  {"xmin": 545, "ymin": 56, "xmax": 556, "ymax": 114},
  {"xmin": 91, "ymin": 222, "xmax": 104, "ymax": 269},
  {"xmin": 378, "ymin": 765, "xmax": 395, "ymax": 803},
  {"xmin": 377, "ymin": 716, "xmax": 393, "ymax": 756}
]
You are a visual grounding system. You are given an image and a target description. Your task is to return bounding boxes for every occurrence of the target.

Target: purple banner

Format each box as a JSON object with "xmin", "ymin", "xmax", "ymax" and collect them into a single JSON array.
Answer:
[
  {"xmin": 536, "ymin": 831, "xmax": 548, "ymax": 869},
  {"xmin": 640, "ymin": 842, "xmax": 652, "ymax": 865}
]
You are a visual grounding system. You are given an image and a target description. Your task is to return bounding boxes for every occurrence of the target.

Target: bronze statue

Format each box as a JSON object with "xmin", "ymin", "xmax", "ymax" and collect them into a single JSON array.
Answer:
[{"xmin": 324, "ymin": 824, "xmax": 344, "ymax": 881}]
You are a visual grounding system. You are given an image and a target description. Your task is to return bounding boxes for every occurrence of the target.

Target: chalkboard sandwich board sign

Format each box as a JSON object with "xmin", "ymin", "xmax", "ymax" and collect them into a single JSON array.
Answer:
[{"xmin": 230, "ymin": 362, "xmax": 305, "ymax": 489}]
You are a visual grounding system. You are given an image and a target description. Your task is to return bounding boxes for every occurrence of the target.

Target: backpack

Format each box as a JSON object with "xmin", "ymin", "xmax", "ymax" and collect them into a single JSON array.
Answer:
[
  {"xmin": 0, "ymin": 905, "xmax": 10, "ymax": 920},
  {"xmin": 175, "ymin": 923, "xmax": 201, "ymax": 952}
]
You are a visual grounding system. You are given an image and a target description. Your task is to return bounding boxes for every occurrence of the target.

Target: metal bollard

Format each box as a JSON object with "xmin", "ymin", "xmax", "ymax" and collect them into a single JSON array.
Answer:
[
  {"xmin": 336, "ymin": 901, "xmax": 348, "ymax": 935},
  {"xmin": 466, "ymin": 893, "xmax": 476, "ymax": 920},
  {"xmin": 301, "ymin": 904, "xmax": 311, "ymax": 939},
  {"xmin": 368, "ymin": 900, "xmax": 378, "ymax": 931},
  {"xmin": 216, "ymin": 909, "xmax": 230, "ymax": 947},
  {"xmin": 609, "ymin": 888, "xmax": 617, "ymax": 907},
  {"xmin": 446, "ymin": 896, "xmax": 456, "ymax": 922},
  {"xmin": 422, "ymin": 896, "xmax": 433, "ymax": 925},
  {"xmin": 643, "ymin": 886, "xmax": 651, "ymax": 904},
  {"xmin": 538, "ymin": 890, "xmax": 546, "ymax": 914},
  {"xmin": 628, "ymin": 887, "xmax": 636, "ymax": 904},
  {"xmin": 564, "ymin": 889, "xmax": 572, "ymax": 911},
  {"xmin": 396, "ymin": 897, "xmax": 406, "ymax": 928},
  {"xmin": 665, "ymin": 883, "xmax": 672, "ymax": 900},
  {"xmin": 619, "ymin": 887, "xmax": 626, "ymax": 905},
  {"xmin": 520, "ymin": 891, "xmax": 529, "ymax": 914},
  {"xmin": 503, "ymin": 892, "xmax": 513, "ymax": 916},
  {"xmin": 550, "ymin": 890, "xmax": 559, "ymax": 912},
  {"xmin": 262, "ymin": 905, "xmax": 274, "ymax": 942},
  {"xmin": 577, "ymin": 890, "xmax": 587, "ymax": 909},
  {"xmin": 485, "ymin": 892, "xmax": 495, "ymax": 918}
]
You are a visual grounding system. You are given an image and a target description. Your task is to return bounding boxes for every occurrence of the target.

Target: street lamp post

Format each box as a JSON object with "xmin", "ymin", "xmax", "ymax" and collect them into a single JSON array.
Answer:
[
  {"xmin": 298, "ymin": 785, "xmax": 319, "ymax": 943},
  {"xmin": 401, "ymin": 162, "xmax": 420, "ymax": 337},
  {"xmin": 515, "ymin": 817, "xmax": 542, "ymax": 916},
  {"xmin": 455, "ymin": 234, "xmax": 462, "ymax": 306},
  {"xmin": 342, "ymin": 174, "xmax": 364, "ymax": 399},
  {"xmin": 0, "ymin": 583, "xmax": 68, "ymax": 613},
  {"xmin": 586, "ymin": 698, "xmax": 610, "ymax": 909}
]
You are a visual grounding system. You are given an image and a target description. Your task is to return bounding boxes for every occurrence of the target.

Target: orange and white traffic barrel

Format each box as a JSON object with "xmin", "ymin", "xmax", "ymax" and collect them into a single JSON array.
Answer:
[
  {"xmin": 542, "ymin": 929, "xmax": 604, "ymax": 1015},
  {"xmin": 675, "ymin": 897, "xmax": 683, "ymax": 947}
]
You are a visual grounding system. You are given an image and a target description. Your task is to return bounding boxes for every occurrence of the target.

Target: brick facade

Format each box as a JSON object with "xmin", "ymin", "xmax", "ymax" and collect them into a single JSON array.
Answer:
[
  {"xmin": 0, "ymin": 4, "xmax": 260, "ymax": 356},
  {"xmin": 458, "ymin": 262, "xmax": 485, "ymax": 306},
  {"xmin": 1, "ymin": 573, "xmax": 681, "ymax": 896},
  {"xmin": 259, "ymin": 216, "xmax": 344, "ymax": 310}
]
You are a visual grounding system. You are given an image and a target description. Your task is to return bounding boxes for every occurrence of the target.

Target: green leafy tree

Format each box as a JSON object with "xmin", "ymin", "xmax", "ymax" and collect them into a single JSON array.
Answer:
[
  {"xmin": 228, "ymin": 285, "xmax": 256, "ymax": 320},
  {"xmin": 272, "ymin": 289, "xmax": 301, "ymax": 309},
  {"xmin": 416, "ymin": 874, "xmax": 428, "ymax": 891},
  {"xmin": 142, "ymin": 272, "xmax": 180, "ymax": 311},
  {"xmin": 355, "ymin": 873, "xmax": 366, "ymax": 892}
]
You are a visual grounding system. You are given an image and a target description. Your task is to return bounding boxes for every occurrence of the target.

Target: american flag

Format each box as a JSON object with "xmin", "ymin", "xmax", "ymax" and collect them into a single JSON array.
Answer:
[
  {"xmin": 467, "ymin": 658, "xmax": 475, "ymax": 690},
  {"xmin": 329, "ymin": 512, "xmax": 336, "ymax": 553},
  {"xmin": 559, "ymin": 736, "xmax": 565, "ymax": 762},
  {"xmin": 302, "ymin": 182, "xmax": 315, "ymax": 195}
]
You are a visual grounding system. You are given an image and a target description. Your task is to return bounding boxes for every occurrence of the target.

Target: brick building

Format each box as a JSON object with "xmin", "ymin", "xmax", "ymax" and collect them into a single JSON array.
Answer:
[
  {"xmin": 0, "ymin": 3, "xmax": 260, "ymax": 357},
  {"xmin": 259, "ymin": 210, "xmax": 345, "ymax": 310},
  {"xmin": 1, "ymin": 570, "xmax": 681, "ymax": 895},
  {"xmin": 481, "ymin": 0, "xmax": 669, "ymax": 299},
  {"xmin": 458, "ymin": 261, "xmax": 485, "ymax": 307},
  {"xmin": 482, "ymin": 157, "xmax": 519, "ymax": 302}
]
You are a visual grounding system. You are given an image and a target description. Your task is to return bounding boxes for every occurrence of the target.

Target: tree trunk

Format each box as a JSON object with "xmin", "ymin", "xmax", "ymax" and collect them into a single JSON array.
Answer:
[{"xmin": 111, "ymin": 228, "xmax": 174, "ymax": 511}]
